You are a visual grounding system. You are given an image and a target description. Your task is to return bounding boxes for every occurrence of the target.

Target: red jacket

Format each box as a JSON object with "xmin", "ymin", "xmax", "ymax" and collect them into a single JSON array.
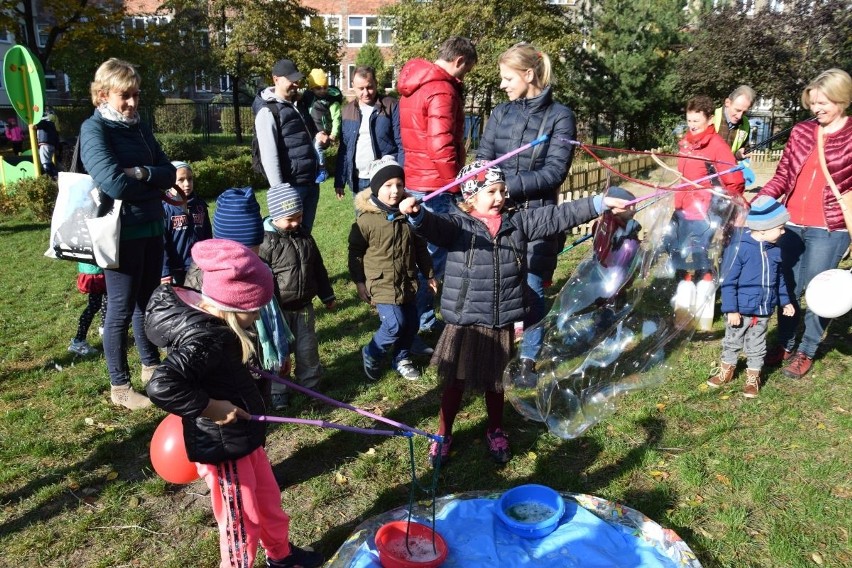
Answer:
[
  {"xmin": 397, "ymin": 59, "xmax": 466, "ymax": 192},
  {"xmin": 759, "ymin": 118, "xmax": 852, "ymax": 232},
  {"xmin": 675, "ymin": 126, "xmax": 745, "ymax": 220}
]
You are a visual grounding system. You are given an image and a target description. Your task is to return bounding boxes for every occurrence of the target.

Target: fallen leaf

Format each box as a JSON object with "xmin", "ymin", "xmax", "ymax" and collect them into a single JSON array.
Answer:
[
  {"xmin": 720, "ymin": 395, "xmax": 730, "ymax": 400},
  {"xmin": 811, "ymin": 552, "xmax": 824, "ymax": 565},
  {"xmin": 68, "ymin": 481, "xmax": 80, "ymax": 490},
  {"xmin": 817, "ymin": 423, "xmax": 826, "ymax": 430},
  {"xmin": 106, "ymin": 471, "xmax": 118, "ymax": 481},
  {"xmin": 656, "ymin": 403, "xmax": 666, "ymax": 411},
  {"xmin": 715, "ymin": 473, "xmax": 732, "ymax": 486},
  {"xmin": 334, "ymin": 472, "xmax": 348, "ymax": 485},
  {"xmin": 128, "ymin": 496, "xmax": 140, "ymax": 508},
  {"xmin": 698, "ymin": 384, "xmax": 709, "ymax": 392},
  {"xmin": 527, "ymin": 452, "xmax": 537, "ymax": 460},
  {"xmin": 365, "ymin": 448, "xmax": 376, "ymax": 456},
  {"xmin": 84, "ymin": 417, "xmax": 95, "ymax": 426},
  {"xmin": 650, "ymin": 470, "xmax": 670, "ymax": 480}
]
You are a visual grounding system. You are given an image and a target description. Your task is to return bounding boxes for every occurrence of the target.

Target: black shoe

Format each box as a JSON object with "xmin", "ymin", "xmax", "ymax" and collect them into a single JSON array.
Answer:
[
  {"xmin": 267, "ymin": 542, "xmax": 324, "ymax": 568},
  {"xmin": 271, "ymin": 393, "xmax": 289, "ymax": 410}
]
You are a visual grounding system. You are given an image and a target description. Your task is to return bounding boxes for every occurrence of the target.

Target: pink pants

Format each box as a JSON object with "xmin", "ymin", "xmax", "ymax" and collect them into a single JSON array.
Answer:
[{"xmin": 197, "ymin": 447, "xmax": 291, "ymax": 568}]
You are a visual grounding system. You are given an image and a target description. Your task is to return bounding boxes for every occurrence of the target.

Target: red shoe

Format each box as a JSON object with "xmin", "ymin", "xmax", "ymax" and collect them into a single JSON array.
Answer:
[
  {"xmin": 782, "ymin": 352, "xmax": 813, "ymax": 379},
  {"xmin": 765, "ymin": 345, "xmax": 792, "ymax": 366}
]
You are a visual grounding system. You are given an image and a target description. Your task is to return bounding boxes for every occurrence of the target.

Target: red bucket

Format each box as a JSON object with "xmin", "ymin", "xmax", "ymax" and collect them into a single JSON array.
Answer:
[{"xmin": 374, "ymin": 521, "xmax": 448, "ymax": 568}]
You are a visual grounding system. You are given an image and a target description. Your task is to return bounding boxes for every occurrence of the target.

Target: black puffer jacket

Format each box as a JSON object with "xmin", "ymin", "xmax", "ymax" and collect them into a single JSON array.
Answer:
[
  {"xmin": 258, "ymin": 218, "xmax": 335, "ymax": 310},
  {"xmin": 476, "ymin": 87, "xmax": 577, "ymax": 280},
  {"xmin": 145, "ymin": 285, "xmax": 266, "ymax": 464},
  {"xmin": 408, "ymin": 197, "xmax": 598, "ymax": 328}
]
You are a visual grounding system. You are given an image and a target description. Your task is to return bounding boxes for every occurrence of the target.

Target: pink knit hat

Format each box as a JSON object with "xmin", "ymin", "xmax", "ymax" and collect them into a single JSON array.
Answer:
[{"xmin": 191, "ymin": 239, "xmax": 273, "ymax": 311}]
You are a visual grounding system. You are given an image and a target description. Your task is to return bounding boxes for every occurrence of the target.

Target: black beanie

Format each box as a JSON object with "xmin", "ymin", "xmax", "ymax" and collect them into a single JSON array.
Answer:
[{"xmin": 368, "ymin": 156, "xmax": 405, "ymax": 196}]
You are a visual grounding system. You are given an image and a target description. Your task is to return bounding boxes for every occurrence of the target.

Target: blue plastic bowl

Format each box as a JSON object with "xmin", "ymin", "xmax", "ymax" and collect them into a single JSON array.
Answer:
[{"xmin": 495, "ymin": 484, "xmax": 565, "ymax": 539}]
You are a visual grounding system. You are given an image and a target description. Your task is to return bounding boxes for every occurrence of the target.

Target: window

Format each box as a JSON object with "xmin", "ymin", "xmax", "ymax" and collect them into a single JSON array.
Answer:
[
  {"xmin": 0, "ymin": 29, "xmax": 12, "ymax": 43},
  {"xmin": 122, "ymin": 16, "xmax": 170, "ymax": 43},
  {"xmin": 44, "ymin": 72, "xmax": 57, "ymax": 91},
  {"xmin": 220, "ymin": 75, "xmax": 232, "ymax": 92},
  {"xmin": 347, "ymin": 16, "xmax": 392, "ymax": 46},
  {"xmin": 195, "ymin": 72, "xmax": 212, "ymax": 93},
  {"xmin": 37, "ymin": 24, "xmax": 50, "ymax": 47},
  {"xmin": 347, "ymin": 64, "xmax": 356, "ymax": 89}
]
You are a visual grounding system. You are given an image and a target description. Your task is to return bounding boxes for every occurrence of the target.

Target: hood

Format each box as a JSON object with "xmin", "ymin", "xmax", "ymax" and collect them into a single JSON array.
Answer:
[
  {"xmin": 397, "ymin": 59, "xmax": 457, "ymax": 97},
  {"xmin": 145, "ymin": 285, "xmax": 223, "ymax": 349},
  {"xmin": 354, "ymin": 189, "xmax": 404, "ymax": 217}
]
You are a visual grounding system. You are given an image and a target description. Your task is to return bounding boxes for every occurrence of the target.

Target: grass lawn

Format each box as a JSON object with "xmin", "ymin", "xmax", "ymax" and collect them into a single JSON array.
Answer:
[{"xmin": 1, "ymin": 181, "xmax": 850, "ymax": 567}]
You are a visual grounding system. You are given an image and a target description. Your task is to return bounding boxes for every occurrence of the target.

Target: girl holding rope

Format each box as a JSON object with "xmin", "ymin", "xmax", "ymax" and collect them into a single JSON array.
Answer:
[
  {"xmin": 80, "ymin": 58, "xmax": 177, "ymax": 410},
  {"xmin": 400, "ymin": 163, "xmax": 629, "ymax": 467},
  {"xmin": 145, "ymin": 239, "xmax": 323, "ymax": 568}
]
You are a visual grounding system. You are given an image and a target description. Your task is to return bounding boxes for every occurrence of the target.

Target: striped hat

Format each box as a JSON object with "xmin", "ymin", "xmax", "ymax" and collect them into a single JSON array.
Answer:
[
  {"xmin": 213, "ymin": 187, "xmax": 264, "ymax": 246},
  {"xmin": 747, "ymin": 195, "xmax": 790, "ymax": 231},
  {"xmin": 267, "ymin": 184, "xmax": 303, "ymax": 220}
]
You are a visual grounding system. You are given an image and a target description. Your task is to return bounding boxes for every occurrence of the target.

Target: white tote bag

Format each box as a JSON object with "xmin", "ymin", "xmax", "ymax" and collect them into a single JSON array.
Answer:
[{"xmin": 46, "ymin": 171, "xmax": 122, "ymax": 269}]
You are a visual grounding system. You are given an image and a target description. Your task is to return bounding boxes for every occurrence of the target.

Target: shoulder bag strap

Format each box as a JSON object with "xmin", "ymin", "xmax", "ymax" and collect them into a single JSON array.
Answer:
[
  {"xmin": 527, "ymin": 104, "xmax": 553, "ymax": 171},
  {"xmin": 816, "ymin": 124, "xmax": 852, "ymax": 233}
]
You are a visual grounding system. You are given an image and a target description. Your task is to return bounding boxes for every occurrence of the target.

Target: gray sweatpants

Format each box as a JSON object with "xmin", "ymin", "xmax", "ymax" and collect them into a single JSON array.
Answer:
[{"xmin": 721, "ymin": 314, "xmax": 769, "ymax": 371}]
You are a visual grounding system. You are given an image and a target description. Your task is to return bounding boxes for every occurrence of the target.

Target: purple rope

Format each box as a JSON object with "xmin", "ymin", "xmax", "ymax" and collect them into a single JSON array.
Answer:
[
  {"xmin": 250, "ymin": 414, "xmax": 404, "ymax": 437},
  {"xmin": 250, "ymin": 367, "xmax": 443, "ymax": 442}
]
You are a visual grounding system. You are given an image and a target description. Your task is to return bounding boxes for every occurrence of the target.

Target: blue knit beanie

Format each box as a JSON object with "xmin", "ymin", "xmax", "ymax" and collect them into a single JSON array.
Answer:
[
  {"xmin": 267, "ymin": 184, "xmax": 303, "ymax": 220},
  {"xmin": 747, "ymin": 195, "xmax": 790, "ymax": 231},
  {"xmin": 213, "ymin": 187, "xmax": 264, "ymax": 246}
]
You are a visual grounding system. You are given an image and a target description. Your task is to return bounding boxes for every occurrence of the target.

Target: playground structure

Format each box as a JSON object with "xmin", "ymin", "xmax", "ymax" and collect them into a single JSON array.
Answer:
[{"xmin": 1, "ymin": 44, "xmax": 45, "ymax": 188}]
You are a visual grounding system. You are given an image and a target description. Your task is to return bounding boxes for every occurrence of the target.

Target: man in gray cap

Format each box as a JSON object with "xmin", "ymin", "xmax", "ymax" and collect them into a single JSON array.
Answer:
[{"xmin": 252, "ymin": 59, "xmax": 329, "ymax": 233}]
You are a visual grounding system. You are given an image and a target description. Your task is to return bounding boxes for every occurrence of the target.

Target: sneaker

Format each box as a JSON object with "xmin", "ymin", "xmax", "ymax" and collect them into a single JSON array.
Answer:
[
  {"xmin": 783, "ymin": 351, "xmax": 813, "ymax": 379},
  {"xmin": 486, "ymin": 429, "xmax": 511, "ymax": 464},
  {"xmin": 765, "ymin": 345, "xmax": 793, "ymax": 366},
  {"xmin": 410, "ymin": 336, "xmax": 434, "ymax": 357},
  {"xmin": 743, "ymin": 369, "xmax": 760, "ymax": 398},
  {"xmin": 361, "ymin": 346, "xmax": 382, "ymax": 381},
  {"xmin": 315, "ymin": 169, "xmax": 328, "ymax": 183},
  {"xmin": 68, "ymin": 339, "xmax": 98, "ymax": 356},
  {"xmin": 110, "ymin": 383, "xmax": 152, "ymax": 410},
  {"xmin": 395, "ymin": 359, "xmax": 420, "ymax": 380},
  {"xmin": 428, "ymin": 435, "xmax": 452, "ymax": 468},
  {"xmin": 267, "ymin": 542, "xmax": 324, "ymax": 568},
  {"xmin": 271, "ymin": 392, "xmax": 289, "ymax": 410}
]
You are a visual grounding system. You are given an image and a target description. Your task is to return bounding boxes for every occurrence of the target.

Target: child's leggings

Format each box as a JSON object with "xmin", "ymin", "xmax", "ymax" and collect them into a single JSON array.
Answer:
[
  {"xmin": 438, "ymin": 379, "xmax": 505, "ymax": 435},
  {"xmin": 197, "ymin": 446, "xmax": 292, "ymax": 568},
  {"xmin": 75, "ymin": 292, "xmax": 106, "ymax": 342}
]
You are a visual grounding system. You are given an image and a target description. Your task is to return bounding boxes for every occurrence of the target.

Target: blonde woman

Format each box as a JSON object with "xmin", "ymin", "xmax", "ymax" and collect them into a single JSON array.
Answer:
[
  {"xmin": 80, "ymin": 58, "xmax": 176, "ymax": 409},
  {"xmin": 758, "ymin": 68, "xmax": 852, "ymax": 378},
  {"xmin": 476, "ymin": 42, "xmax": 577, "ymax": 375}
]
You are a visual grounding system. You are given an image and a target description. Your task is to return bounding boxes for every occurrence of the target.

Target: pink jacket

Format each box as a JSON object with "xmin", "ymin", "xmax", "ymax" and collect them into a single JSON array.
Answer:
[
  {"xmin": 759, "ymin": 118, "xmax": 852, "ymax": 232},
  {"xmin": 397, "ymin": 59, "xmax": 466, "ymax": 192},
  {"xmin": 6, "ymin": 124, "xmax": 23, "ymax": 143}
]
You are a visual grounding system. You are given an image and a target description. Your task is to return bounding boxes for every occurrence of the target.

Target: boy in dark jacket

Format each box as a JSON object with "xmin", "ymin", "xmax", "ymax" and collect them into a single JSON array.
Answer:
[
  {"xmin": 162, "ymin": 161, "xmax": 212, "ymax": 286},
  {"xmin": 348, "ymin": 157, "xmax": 435, "ymax": 381},
  {"xmin": 259, "ymin": 184, "xmax": 336, "ymax": 408},
  {"xmin": 709, "ymin": 196, "xmax": 794, "ymax": 398}
]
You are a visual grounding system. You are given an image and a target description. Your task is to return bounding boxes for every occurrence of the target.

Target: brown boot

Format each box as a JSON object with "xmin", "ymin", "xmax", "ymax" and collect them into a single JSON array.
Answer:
[
  {"xmin": 140, "ymin": 364, "xmax": 159, "ymax": 387},
  {"xmin": 110, "ymin": 383, "xmax": 152, "ymax": 410},
  {"xmin": 743, "ymin": 368, "xmax": 761, "ymax": 398},
  {"xmin": 707, "ymin": 361, "xmax": 736, "ymax": 388}
]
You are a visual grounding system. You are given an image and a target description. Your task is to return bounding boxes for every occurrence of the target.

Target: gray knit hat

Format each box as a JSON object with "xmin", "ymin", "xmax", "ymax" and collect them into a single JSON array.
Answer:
[{"xmin": 267, "ymin": 184, "xmax": 303, "ymax": 220}]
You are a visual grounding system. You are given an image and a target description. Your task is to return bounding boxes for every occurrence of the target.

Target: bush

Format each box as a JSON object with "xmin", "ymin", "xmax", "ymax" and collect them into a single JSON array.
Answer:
[
  {"xmin": 191, "ymin": 154, "xmax": 267, "ymax": 199},
  {"xmin": 156, "ymin": 134, "xmax": 206, "ymax": 162},
  {"xmin": 154, "ymin": 99, "xmax": 196, "ymax": 134},
  {"xmin": 5, "ymin": 175, "xmax": 58, "ymax": 221},
  {"xmin": 219, "ymin": 106, "xmax": 255, "ymax": 138}
]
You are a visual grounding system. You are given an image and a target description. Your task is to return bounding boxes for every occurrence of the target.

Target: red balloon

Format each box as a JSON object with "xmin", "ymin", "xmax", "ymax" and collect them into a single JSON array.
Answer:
[{"xmin": 150, "ymin": 413, "xmax": 199, "ymax": 484}]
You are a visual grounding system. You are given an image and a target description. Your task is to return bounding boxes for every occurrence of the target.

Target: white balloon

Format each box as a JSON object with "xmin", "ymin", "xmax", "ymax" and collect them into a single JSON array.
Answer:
[{"xmin": 805, "ymin": 269, "xmax": 852, "ymax": 319}]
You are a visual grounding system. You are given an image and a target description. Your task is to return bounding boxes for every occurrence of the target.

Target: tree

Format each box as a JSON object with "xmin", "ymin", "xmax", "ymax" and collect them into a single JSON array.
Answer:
[
  {"xmin": 164, "ymin": 0, "xmax": 340, "ymax": 142},
  {"xmin": 355, "ymin": 43, "xmax": 387, "ymax": 88},
  {"xmin": 0, "ymin": 0, "xmax": 124, "ymax": 70},
  {"xmin": 573, "ymin": 0, "xmax": 687, "ymax": 148},
  {"xmin": 382, "ymin": 0, "xmax": 582, "ymax": 126}
]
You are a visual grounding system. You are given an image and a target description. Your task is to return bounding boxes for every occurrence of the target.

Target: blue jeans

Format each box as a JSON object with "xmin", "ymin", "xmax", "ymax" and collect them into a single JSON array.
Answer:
[
  {"xmin": 520, "ymin": 272, "xmax": 546, "ymax": 360},
  {"xmin": 351, "ymin": 178, "xmax": 371, "ymax": 216},
  {"xmin": 407, "ymin": 190, "xmax": 454, "ymax": 332},
  {"xmin": 776, "ymin": 225, "xmax": 850, "ymax": 358},
  {"xmin": 366, "ymin": 303, "xmax": 418, "ymax": 365},
  {"xmin": 103, "ymin": 235, "xmax": 163, "ymax": 386},
  {"xmin": 271, "ymin": 305, "xmax": 322, "ymax": 393},
  {"xmin": 293, "ymin": 184, "xmax": 320, "ymax": 234}
]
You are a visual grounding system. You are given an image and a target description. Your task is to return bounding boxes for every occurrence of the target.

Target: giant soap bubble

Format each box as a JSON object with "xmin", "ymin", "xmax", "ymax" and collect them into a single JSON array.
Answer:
[{"xmin": 504, "ymin": 186, "xmax": 749, "ymax": 438}]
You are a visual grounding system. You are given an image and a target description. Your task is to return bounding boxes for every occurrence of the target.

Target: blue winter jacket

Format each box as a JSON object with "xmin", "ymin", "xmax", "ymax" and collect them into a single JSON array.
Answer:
[
  {"xmin": 720, "ymin": 229, "xmax": 791, "ymax": 316},
  {"xmin": 334, "ymin": 96, "xmax": 403, "ymax": 193},
  {"xmin": 162, "ymin": 195, "xmax": 212, "ymax": 276},
  {"xmin": 80, "ymin": 111, "xmax": 176, "ymax": 231}
]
